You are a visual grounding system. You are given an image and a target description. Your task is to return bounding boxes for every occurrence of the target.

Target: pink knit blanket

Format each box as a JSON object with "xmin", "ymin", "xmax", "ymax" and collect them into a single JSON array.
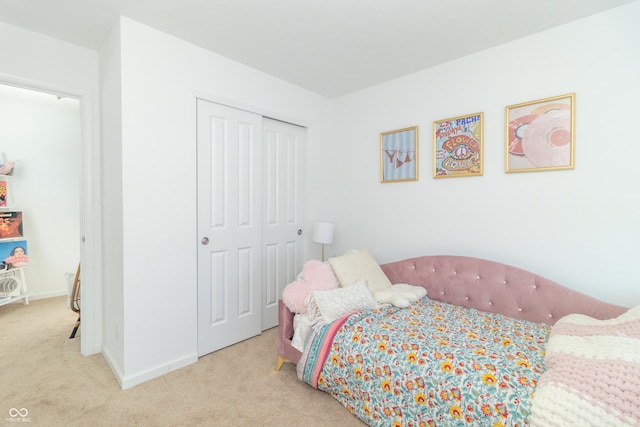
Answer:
[{"xmin": 530, "ymin": 305, "xmax": 639, "ymax": 426}]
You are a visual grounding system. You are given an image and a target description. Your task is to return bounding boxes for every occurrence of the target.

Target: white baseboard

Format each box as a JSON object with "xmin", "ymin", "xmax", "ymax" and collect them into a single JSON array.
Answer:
[
  {"xmin": 101, "ymin": 346, "xmax": 125, "ymax": 388},
  {"xmin": 120, "ymin": 353, "xmax": 198, "ymax": 390},
  {"xmin": 102, "ymin": 347, "xmax": 199, "ymax": 390},
  {"xmin": 30, "ymin": 290, "xmax": 68, "ymax": 301}
]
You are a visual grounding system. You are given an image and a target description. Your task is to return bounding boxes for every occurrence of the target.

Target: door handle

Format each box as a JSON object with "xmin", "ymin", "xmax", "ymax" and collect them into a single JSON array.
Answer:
[
  {"xmin": 297, "ymin": 229, "xmax": 302, "ymax": 235},
  {"xmin": 201, "ymin": 237, "xmax": 209, "ymax": 245}
]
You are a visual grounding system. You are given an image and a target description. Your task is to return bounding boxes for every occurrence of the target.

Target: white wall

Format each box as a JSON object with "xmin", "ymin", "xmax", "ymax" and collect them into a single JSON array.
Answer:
[
  {"xmin": 99, "ymin": 19, "xmax": 125, "ymax": 379},
  {"xmin": 101, "ymin": 17, "xmax": 333, "ymax": 388},
  {"xmin": 0, "ymin": 20, "xmax": 101, "ymax": 356},
  {"xmin": 321, "ymin": 2, "xmax": 640, "ymax": 307},
  {"xmin": 0, "ymin": 84, "xmax": 80, "ymax": 298}
]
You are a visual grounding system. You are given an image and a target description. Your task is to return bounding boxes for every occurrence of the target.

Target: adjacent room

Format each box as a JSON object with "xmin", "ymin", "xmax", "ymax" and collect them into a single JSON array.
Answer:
[{"xmin": 1, "ymin": 0, "xmax": 639, "ymax": 425}]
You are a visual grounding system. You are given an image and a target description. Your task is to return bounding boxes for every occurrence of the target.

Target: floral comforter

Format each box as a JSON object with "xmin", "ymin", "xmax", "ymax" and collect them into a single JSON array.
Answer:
[{"xmin": 297, "ymin": 297, "xmax": 550, "ymax": 427}]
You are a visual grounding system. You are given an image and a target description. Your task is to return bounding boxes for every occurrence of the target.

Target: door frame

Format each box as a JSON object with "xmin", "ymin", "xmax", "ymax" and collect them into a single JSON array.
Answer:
[
  {"xmin": 191, "ymin": 90, "xmax": 312, "ymax": 130},
  {"xmin": 0, "ymin": 73, "xmax": 102, "ymax": 356}
]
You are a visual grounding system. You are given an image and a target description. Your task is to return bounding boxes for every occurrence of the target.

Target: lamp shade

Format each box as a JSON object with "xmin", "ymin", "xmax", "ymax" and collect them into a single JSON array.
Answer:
[{"xmin": 312, "ymin": 221, "xmax": 334, "ymax": 245}]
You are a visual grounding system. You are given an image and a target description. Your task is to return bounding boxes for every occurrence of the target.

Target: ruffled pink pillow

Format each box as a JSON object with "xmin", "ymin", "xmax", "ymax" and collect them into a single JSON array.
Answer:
[{"xmin": 282, "ymin": 260, "xmax": 338, "ymax": 313}]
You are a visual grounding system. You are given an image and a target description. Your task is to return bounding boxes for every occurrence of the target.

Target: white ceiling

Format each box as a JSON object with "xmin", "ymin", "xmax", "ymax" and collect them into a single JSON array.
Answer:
[{"xmin": 0, "ymin": 0, "xmax": 635, "ymax": 98}]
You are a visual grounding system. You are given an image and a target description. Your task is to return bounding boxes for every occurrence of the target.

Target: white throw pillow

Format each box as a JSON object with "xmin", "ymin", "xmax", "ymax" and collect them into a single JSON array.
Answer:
[
  {"xmin": 305, "ymin": 279, "xmax": 378, "ymax": 325},
  {"xmin": 373, "ymin": 283, "xmax": 428, "ymax": 308},
  {"xmin": 328, "ymin": 248, "xmax": 392, "ymax": 291}
]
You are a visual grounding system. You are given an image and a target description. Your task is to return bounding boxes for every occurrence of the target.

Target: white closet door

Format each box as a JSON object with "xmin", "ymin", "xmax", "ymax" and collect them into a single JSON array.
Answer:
[
  {"xmin": 261, "ymin": 118, "xmax": 305, "ymax": 329},
  {"xmin": 196, "ymin": 99, "xmax": 263, "ymax": 356}
]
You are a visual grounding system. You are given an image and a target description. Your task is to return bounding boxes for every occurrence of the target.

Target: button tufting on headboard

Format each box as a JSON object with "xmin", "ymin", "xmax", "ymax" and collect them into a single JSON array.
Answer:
[{"xmin": 377, "ymin": 255, "xmax": 629, "ymax": 326}]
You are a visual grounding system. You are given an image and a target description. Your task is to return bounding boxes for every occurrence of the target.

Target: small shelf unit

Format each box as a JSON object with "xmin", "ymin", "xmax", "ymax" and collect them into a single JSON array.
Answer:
[{"xmin": 0, "ymin": 267, "xmax": 31, "ymax": 306}]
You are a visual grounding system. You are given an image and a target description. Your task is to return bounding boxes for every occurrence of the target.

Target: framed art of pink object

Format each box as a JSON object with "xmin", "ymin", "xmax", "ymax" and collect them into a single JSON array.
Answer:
[{"xmin": 505, "ymin": 93, "xmax": 575, "ymax": 173}]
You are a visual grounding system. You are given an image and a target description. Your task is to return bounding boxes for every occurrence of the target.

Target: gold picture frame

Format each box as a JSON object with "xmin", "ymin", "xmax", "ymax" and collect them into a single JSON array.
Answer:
[
  {"xmin": 380, "ymin": 126, "xmax": 418, "ymax": 183},
  {"xmin": 505, "ymin": 93, "xmax": 575, "ymax": 173},
  {"xmin": 433, "ymin": 112, "xmax": 483, "ymax": 178}
]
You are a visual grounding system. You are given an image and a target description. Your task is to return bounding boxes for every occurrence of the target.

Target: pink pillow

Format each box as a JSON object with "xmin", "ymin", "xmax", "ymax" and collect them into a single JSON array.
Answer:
[{"xmin": 282, "ymin": 260, "xmax": 338, "ymax": 313}]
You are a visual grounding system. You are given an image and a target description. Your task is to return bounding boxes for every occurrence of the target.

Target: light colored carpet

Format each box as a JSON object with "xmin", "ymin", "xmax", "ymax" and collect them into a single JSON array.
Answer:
[{"xmin": 0, "ymin": 296, "xmax": 364, "ymax": 426}]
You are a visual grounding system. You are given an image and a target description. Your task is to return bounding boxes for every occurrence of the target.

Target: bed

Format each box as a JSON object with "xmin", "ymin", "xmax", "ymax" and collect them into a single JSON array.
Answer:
[{"xmin": 276, "ymin": 251, "xmax": 639, "ymax": 426}]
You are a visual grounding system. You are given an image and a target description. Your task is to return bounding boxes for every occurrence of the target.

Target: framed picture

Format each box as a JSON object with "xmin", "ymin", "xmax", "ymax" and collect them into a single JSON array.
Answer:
[
  {"xmin": 433, "ymin": 112, "xmax": 483, "ymax": 178},
  {"xmin": 506, "ymin": 93, "xmax": 575, "ymax": 173},
  {"xmin": 0, "ymin": 181, "xmax": 6, "ymax": 207},
  {"xmin": 0, "ymin": 211, "xmax": 23, "ymax": 239},
  {"xmin": 0, "ymin": 239, "xmax": 28, "ymax": 268},
  {"xmin": 380, "ymin": 126, "xmax": 418, "ymax": 183}
]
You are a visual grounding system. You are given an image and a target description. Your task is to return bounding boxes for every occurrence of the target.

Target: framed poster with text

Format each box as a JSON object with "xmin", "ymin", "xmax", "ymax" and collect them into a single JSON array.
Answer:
[{"xmin": 433, "ymin": 112, "xmax": 483, "ymax": 178}]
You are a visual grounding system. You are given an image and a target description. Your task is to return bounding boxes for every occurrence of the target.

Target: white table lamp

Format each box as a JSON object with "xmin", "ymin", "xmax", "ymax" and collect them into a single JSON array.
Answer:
[{"xmin": 313, "ymin": 221, "xmax": 334, "ymax": 261}]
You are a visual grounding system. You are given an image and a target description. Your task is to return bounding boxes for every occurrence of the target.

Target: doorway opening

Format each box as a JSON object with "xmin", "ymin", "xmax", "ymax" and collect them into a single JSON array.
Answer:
[{"xmin": 0, "ymin": 79, "xmax": 99, "ymax": 356}]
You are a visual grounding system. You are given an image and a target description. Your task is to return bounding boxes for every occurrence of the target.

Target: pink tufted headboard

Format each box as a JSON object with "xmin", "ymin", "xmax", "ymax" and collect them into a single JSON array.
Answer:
[
  {"xmin": 380, "ymin": 255, "xmax": 627, "ymax": 325},
  {"xmin": 276, "ymin": 255, "xmax": 628, "ymax": 369}
]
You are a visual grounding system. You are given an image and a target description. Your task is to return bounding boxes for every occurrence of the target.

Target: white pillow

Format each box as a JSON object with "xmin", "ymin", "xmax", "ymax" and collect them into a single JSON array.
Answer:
[
  {"xmin": 328, "ymin": 248, "xmax": 392, "ymax": 291},
  {"xmin": 305, "ymin": 279, "xmax": 378, "ymax": 325},
  {"xmin": 373, "ymin": 283, "xmax": 428, "ymax": 308}
]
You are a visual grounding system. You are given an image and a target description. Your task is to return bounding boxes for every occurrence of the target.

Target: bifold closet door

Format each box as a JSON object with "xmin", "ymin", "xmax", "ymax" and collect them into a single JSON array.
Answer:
[
  {"xmin": 196, "ymin": 100, "xmax": 305, "ymax": 356},
  {"xmin": 261, "ymin": 118, "xmax": 305, "ymax": 329},
  {"xmin": 196, "ymin": 99, "xmax": 263, "ymax": 356}
]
